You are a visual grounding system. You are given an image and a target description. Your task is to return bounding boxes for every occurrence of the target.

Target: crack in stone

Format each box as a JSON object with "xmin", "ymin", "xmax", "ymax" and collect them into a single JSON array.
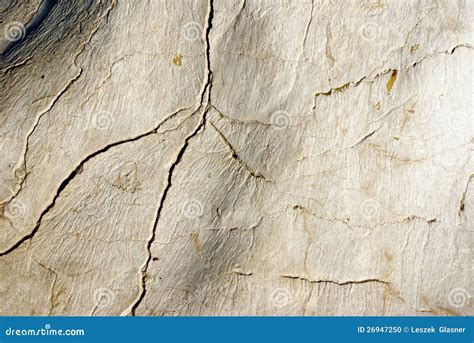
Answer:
[
  {"xmin": 281, "ymin": 274, "xmax": 389, "ymax": 286},
  {"xmin": 1, "ymin": 56, "xmax": 32, "ymax": 74},
  {"xmin": 350, "ymin": 129, "xmax": 379, "ymax": 149},
  {"xmin": 128, "ymin": 0, "xmax": 215, "ymax": 316},
  {"xmin": 301, "ymin": 0, "xmax": 314, "ymax": 53},
  {"xmin": 292, "ymin": 204, "xmax": 438, "ymax": 231},
  {"xmin": 0, "ymin": 107, "xmax": 190, "ymax": 256},
  {"xmin": 34, "ymin": 257, "xmax": 58, "ymax": 315},
  {"xmin": 458, "ymin": 173, "xmax": 473, "ymax": 217},
  {"xmin": 0, "ymin": 68, "xmax": 83, "ymax": 207},
  {"xmin": 128, "ymin": 107, "xmax": 209, "ymax": 316},
  {"xmin": 207, "ymin": 120, "xmax": 268, "ymax": 181},
  {"xmin": 210, "ymin": 105, "xmax": 272, "ymax": 127},
  {"xmin": 1, "ymin": 0, "xmax": 118, "ymax": 208},
  {"xmin": 281, "ymin": 274, "xmax": 430, "ymax": 315},
  {"xmin": 313, "ymin": 44, "xmax": 473, "ymax": 104},
  {"xmin": 1, "ymin": 2, "xmax": 470, "ymax": 316}
]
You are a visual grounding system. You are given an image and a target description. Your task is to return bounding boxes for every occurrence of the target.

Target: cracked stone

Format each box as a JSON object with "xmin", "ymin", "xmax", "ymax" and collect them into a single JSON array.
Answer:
[{"xmin": 0, "ymin": 0, "xmax": 472, "ymax": 316}]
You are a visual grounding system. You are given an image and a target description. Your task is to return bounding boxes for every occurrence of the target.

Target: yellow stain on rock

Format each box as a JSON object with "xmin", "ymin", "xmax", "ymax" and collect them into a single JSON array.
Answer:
[
  {"xmin": 172, "ymin": 54, "xmax": 182, "ymax": 66},
  {"xmin": 362, "ymin": 1, "xmax": 385, "ymax": 10},
  {"xmin": 410, "ymin": 44, "xmax": 419, "ymax": 53},
  {"xmin": 386, "ymin": 70, "xmax": 398, "ymax": 93},
  {"xmin": 318, "ymin": 82, "xmax": 351, "ymax": 96}
]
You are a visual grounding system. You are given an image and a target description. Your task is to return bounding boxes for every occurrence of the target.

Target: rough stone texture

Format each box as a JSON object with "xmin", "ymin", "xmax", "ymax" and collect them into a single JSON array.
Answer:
[{"xmin": 0, "ymin": 0, "xmax": 472, "ymax": 316}]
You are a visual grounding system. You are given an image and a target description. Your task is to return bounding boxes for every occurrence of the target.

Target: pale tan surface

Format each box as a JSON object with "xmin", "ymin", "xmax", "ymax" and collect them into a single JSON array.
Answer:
[{"xmin": 0, "ymin": 0, "xmax": 472, "ymax": 315}]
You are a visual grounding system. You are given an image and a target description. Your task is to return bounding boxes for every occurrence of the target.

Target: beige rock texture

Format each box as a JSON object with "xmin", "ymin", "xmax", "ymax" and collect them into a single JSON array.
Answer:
[{"xmin": 0, "ymin": 0, "xmax": 472, "ymax": 316}]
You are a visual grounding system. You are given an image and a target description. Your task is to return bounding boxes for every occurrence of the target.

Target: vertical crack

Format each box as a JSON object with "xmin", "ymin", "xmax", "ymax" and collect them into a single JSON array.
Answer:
[
  {"xmin": 458, "ymin": 174, "xmax": 473, "ymax": 217},
  {"xmin": 128, "ymin": 0, "xmax": 214, "ymax": 316},
  {"xmin": 129, "ymin": 110, "xmax": 207, "ymax": 316}
]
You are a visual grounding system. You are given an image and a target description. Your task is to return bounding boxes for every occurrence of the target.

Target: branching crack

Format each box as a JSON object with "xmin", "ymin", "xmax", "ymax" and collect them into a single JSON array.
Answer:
[
  {"xmin": 0, "ymin": 107, "xmax": 190, "ymax": 256},
  {"xmin": 129, "ymin": 108, "xmax": 208, "ymax": 316},
  {"xmin": 128, "ymin": 0, "xmax": 215, "ymax": 316}
]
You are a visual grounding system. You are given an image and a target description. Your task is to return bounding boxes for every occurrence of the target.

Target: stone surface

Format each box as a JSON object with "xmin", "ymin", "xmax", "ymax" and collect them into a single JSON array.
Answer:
[{"xmin": 0, "ymin": 0, "xmax": 472, "ymax": 316}]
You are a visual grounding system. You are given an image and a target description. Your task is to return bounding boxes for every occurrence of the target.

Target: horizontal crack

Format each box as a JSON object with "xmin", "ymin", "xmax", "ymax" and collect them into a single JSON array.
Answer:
[
  {"xmin": 313, "ymin": 43, "xmax": 473, "ymax": 102},
  {"xmin": 281, "ymin": 274, "xmax": 389, "ymax": 286}
]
